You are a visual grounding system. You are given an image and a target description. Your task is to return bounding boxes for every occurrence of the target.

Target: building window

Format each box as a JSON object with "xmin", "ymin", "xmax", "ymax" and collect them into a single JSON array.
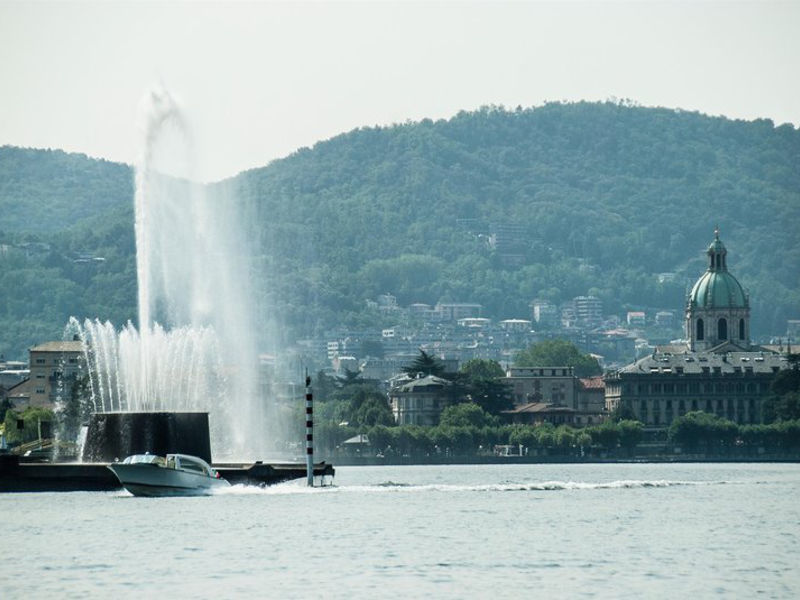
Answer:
[
  {"xmin": 35, "ymin": 358, "xmax": 46, "ymax": 364},
  {"xmin": 697, "ymin": 319, "xmax": 704, "ymax": 341},
  {"xmin": 718, "ymin": 318, "xmax": 728, "ymax": 340},
  {"xmin": 739, "ymin": 319, "xmax": 745, "ymax": 340},
  {"xmin": 35, "ymin": 388, "xmax": 46, "ymax": 394}
]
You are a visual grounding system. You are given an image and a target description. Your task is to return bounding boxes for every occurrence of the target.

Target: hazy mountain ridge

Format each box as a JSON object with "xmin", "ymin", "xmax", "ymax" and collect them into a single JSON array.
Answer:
[{"xmin": 1, "ymin": 102, "xmax": 798, "ymax": 358}]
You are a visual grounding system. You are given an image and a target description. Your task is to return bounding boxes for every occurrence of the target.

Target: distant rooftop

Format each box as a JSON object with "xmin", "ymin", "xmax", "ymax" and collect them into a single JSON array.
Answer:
[
  {"xmin": 30, "ymin": 341, "xmax": 84, "ymax": 353},
  {"xmin": 617, "ymin": 349, "xmax": 786, "ymax": 376}
]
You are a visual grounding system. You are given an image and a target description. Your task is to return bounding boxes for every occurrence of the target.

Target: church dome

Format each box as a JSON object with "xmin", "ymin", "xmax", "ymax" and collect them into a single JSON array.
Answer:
[
  {"xmin": 689, "ymin": 270, "xmax": 748, "ymax": 309},
  {"xmin": 688, "ymin": 228, "xmax": 748, "ymax": 309}
]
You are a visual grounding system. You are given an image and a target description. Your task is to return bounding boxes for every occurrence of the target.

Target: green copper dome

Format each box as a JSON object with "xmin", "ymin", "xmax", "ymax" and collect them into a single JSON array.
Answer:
[
  {"xmin": 689, "ymin": 271, "xmax": 748, "ymax": 309},
  {"xmin": 688, "ymin": 229, "xmax": 748, "ymax": 309}
]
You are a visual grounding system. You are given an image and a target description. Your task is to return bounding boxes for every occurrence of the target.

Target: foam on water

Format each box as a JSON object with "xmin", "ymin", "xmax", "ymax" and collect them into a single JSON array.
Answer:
[{"xmin": 212, "ymin": 478, "xmax": 733, "ymax": 496}]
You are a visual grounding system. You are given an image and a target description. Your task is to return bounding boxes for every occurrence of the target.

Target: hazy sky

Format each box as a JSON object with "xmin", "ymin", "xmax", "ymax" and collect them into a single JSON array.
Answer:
[{"xmin": 1, "ymin": 1, "xmax": 798, "ymax": 181}]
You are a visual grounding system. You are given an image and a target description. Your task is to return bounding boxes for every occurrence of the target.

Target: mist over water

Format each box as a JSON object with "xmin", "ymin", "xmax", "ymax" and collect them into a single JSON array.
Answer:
[{"xmin": 68, "ymin": 84, "xmax": 275, "ymax": 460}]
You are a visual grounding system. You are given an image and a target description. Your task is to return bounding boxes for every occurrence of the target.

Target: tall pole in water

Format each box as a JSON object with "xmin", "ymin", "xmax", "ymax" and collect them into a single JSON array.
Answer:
[{"xmin": 305, "ymin": 371, "xmax": 314, "ymax": 487}]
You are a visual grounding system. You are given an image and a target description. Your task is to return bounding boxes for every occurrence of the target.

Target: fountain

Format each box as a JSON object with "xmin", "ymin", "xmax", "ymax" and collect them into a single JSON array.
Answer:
[
  {"xmin": 67, "ymin": 85, "xmax": 264, "ymax": 461},
  {"xmin": 0, "ymin": 85, "xmax": 336, "ymax": 490}
]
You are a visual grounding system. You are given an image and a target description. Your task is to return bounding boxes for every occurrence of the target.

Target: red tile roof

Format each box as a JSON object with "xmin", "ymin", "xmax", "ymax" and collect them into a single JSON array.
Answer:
[{"xmin": 579, "ymin": 377, "xmax": 605, "ymax": 390}]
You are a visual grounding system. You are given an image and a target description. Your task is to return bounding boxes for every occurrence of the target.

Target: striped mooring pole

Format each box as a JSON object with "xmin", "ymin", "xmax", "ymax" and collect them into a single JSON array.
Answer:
[{"xmin": 305, "ymin": 372, "xmax": 314, "ymax": 487}]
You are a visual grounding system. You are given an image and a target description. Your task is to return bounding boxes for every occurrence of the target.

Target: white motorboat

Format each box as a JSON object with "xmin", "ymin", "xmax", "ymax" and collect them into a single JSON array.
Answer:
[{"xmin": 107, "ymin": 453, "xmax": 230, "ymax": 497}]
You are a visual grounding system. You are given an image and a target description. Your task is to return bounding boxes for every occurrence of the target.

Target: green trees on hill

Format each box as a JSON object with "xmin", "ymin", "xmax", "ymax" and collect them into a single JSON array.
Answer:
[
  {"xmin": 514, "ymin": 340, "xmax": 602, "ymax": 377},
  {"xmin": 2, "ymin": 102, "xmax": 800, "ymax": 358}
]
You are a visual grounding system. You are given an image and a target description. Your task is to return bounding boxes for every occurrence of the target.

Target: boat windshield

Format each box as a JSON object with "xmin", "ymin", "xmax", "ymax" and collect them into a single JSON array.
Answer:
[
  {"xmin": 121, "ymin": 454, "xmax": 166, "ymax": 466},
  {"xmin": 177, "ymin": 456, "xmax": 210, "ymax": 475}
]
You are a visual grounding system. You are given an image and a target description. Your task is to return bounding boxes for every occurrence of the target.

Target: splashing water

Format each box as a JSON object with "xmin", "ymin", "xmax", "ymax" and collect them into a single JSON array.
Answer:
[{"xmin": 67, "ymin": 84, "xmax": 264, "ymax": 460}]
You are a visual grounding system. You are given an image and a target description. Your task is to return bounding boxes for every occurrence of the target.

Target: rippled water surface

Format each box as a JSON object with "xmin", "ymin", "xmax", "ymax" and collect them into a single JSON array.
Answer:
[{"xmin": 4, "ymin": 463, "xmax": 799, "ymax": 598}]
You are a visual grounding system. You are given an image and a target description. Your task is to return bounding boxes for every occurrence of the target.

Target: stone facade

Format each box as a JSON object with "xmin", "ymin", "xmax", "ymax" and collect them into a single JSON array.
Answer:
[
  {"xmin": 605, "ymin": 351, "xmax": 785, "ymax": 427},
  {"xmin": 503, "ymin": 366, "xmax": 576, "ymax": 406}
]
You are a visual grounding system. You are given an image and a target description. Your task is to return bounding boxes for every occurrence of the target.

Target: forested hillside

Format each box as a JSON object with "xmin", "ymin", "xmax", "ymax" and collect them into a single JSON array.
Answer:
[
  {"xmin": 234, "ymin": 102, "xmax": 800, "ymax": 342},
  {"xmin": 1, "ymin": 101, "xmax": 799, "ymax": 359},
  {"xmin": 0, "ymin": 146, "xmax": 132, "ymax": 233}
]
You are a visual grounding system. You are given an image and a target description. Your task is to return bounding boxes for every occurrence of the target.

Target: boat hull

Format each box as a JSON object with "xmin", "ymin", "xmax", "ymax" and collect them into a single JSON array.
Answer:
[{"xmin": 107, "ymin": 463, "xmax": 229, "ymax": 497}]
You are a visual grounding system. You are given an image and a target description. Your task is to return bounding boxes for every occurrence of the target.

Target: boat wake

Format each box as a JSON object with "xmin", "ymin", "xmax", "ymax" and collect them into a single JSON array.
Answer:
[{"xmin": 211, "ymin": 479, "xmax": 731, "ymax": 496}]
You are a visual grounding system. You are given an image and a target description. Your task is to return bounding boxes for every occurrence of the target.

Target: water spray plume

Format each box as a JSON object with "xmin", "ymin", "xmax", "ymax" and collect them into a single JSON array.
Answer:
[{"xmin": 67, "ymin": 83, "xmax": 265, "ymax": 460}]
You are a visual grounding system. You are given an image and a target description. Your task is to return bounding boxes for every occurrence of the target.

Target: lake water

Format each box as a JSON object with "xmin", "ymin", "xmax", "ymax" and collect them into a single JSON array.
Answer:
[{"xmin": 3, "ymin": 462, "xmax": 799, "ymax": 598}]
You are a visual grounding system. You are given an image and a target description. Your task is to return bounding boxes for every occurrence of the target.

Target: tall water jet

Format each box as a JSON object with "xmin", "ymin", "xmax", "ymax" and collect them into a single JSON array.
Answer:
[{"xmin": 69, "ymin": 84, "xmax": 264, "ymax": 460}]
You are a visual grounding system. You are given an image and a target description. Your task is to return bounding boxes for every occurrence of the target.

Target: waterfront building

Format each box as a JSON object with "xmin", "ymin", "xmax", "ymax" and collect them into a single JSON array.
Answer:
[
  {"xmin": 575, "ymin": 376, "xmax": 606, "ymax": 425},
  {"xmin": 504, "ymin": 366, "xmax": 577, "ymax": 407},
  {"xmin": 504, "ymin": 402, "xmax": 576, "ymax": 426},
  {"xmin": 605, "ymin": 229, "xmax": 787, "ymax": 428},
  {"xmin": 502, "ymin": 367, "xmax": 607, "ymax": 426},
  {"xmin": 389, "ymin": 375, "xmax": 452, "ymax": 426},
  {"xmin": 605, "ymin": 351, "xmax": 785, "ymax": 426}
]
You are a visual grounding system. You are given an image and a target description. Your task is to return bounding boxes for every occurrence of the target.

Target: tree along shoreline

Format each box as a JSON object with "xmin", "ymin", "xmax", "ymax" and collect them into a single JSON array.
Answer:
[
  {"xmin": 311, "ymin": 413, "xmax": 800, "ymax": 466},
  {"xmin": 329, "ymin": 454, "xmax": 800, "ymax": 467}
]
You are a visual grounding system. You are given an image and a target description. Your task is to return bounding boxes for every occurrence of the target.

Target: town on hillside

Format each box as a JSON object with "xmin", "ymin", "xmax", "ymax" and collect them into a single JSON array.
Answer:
[{"xmin": 2, "ymin": 231, "xmax": 799, "ymax": 459}]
